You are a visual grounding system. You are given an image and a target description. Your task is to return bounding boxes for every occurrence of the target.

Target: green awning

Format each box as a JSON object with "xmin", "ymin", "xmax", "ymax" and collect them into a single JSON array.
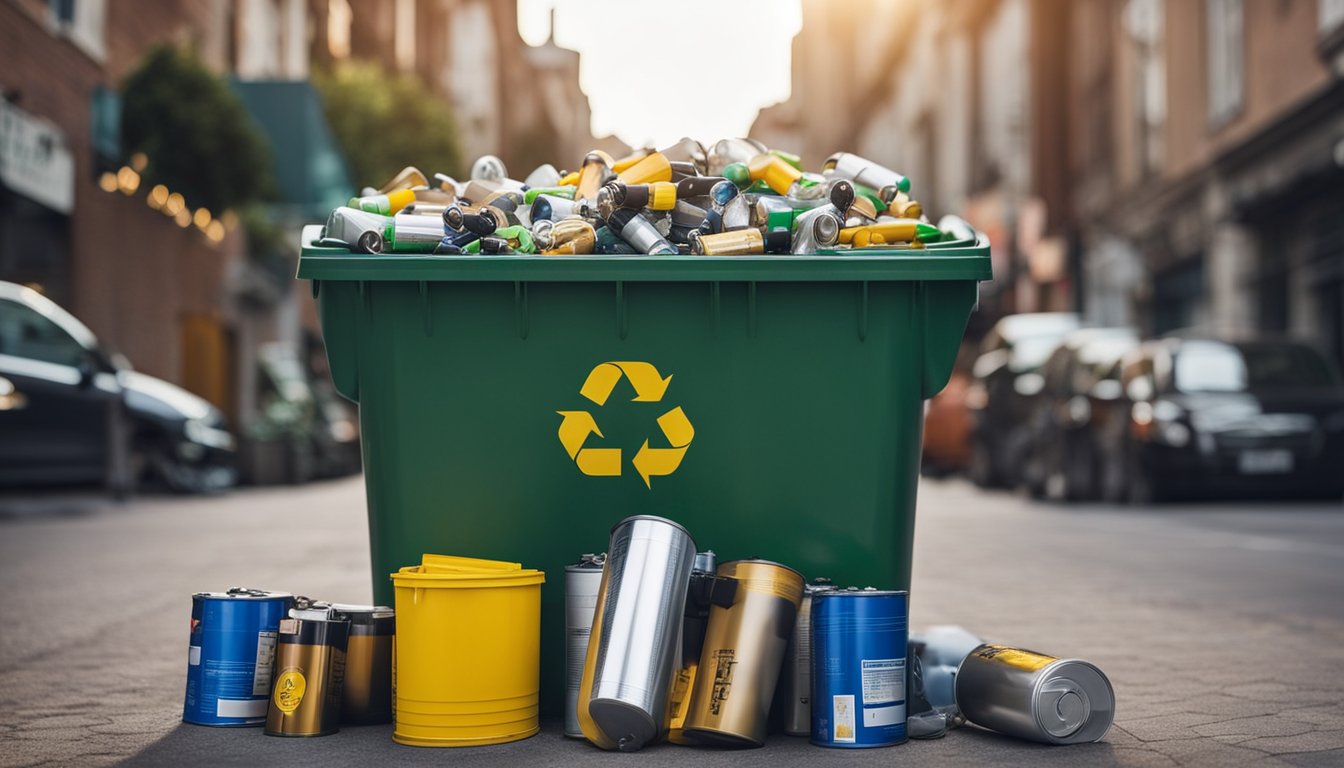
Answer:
[{"xmin": 232, "ymin": 80, "xmax": 351, "ymax": 221}]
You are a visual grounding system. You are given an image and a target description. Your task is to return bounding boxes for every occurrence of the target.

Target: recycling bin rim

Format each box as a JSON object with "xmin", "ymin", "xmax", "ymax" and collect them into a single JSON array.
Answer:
[{"xmin": 296, "ymin": 225, "xmax": 993, "ymax": 283}]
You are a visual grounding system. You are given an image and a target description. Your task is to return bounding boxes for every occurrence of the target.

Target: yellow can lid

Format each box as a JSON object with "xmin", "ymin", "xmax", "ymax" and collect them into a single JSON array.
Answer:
[
  {"xmin": 391, "ymin": 564, "xmax": 545, "ymax": 588},
  {"xmin": 420, "ymin": 553, "xmax": 522, "ymax": 571}
]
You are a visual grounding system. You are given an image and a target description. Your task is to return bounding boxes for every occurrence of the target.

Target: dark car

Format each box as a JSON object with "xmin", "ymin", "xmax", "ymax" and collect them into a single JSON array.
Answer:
[
  {"xmin": 0, "ymin": 282, "xmax": 237, "ymax": 494},
  {"xmin": 967, "ymin": 312, "xmax": 1081, "ymax": 487},
  {"xmin": 1095, "ymin": 335, "xmax": 1344, "ymax": 503},
  {"xmin": 1019, "ymin": 327, "xmax": 1138, "ymax": 500}
]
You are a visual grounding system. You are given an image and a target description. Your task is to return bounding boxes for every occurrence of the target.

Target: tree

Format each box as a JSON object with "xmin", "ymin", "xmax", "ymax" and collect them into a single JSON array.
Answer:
[
  {"xmin": 120, "ymin": 46, "xmax": 275, "ymax": 212},
  {"xmin": 313, "ymin": 62, "xmax": 463, "ymax": 188}
]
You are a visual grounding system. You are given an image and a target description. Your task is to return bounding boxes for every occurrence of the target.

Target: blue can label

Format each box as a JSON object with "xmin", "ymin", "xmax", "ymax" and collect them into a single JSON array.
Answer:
[{"xmin": 860, "ymin": 658, "xmax": 905, "ymax": 726}]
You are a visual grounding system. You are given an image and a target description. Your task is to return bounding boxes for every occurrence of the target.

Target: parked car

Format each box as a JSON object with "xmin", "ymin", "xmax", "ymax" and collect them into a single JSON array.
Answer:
[
  {"xmin": 1095, "ymin": 335, "xmax": 1344, "ymax": 502},
  {"xmin": 0, "ymin": 282, "xmax": 237, "ymax": 494},
  {"xmin": 1019, "ymin": 327, "xmax": 1138, "ymax": 500},
  {"xmin": 967, "ymin": 312, "xmax": 1080, "ymax": 487}
]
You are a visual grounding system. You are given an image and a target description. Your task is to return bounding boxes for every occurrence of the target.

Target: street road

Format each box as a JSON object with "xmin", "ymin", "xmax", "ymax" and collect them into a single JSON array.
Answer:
[{"xmin": 1, "ymin": 477, "xmax": 1341, "ymax": 767}]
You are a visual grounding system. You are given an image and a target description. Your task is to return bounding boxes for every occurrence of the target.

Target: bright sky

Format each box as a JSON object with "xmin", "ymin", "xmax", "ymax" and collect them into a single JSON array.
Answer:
[{"xmin": 517, "ymin": 0, "xmax": 803, "ymax": 149}]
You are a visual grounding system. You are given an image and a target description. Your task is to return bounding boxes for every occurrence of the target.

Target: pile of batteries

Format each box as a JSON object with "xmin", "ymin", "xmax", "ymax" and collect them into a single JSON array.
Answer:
[
  {"xmin": 183, "ymin": 589, "xmax": 393, "ymax": 737},
  {"xmin": 315, "ymin": 138, "xmax": 981, "ymax": 257},
  {"xmin": 567, "ymin": 515, "xmax": 1116, "ymax": 751}
]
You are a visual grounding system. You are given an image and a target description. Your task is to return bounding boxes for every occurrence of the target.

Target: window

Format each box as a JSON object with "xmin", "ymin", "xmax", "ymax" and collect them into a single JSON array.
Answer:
[
  {"xmin": 0, "ymin": 299, "xmax": 87, "ymax": 368},
  {"xmin": 1207, "ymin": 0, "xmax": 1244, "ymax": 126},
  {"xmin": 1125, "ymin": 0, "xmax": 1165, "ymax": 177},
  {"xmin": 48, "ymin": 0, "xmax": 106, "ymax": 61},
  {"xmin": 1323, "ymin": 0, "xmax": 1344, "ymax": 34}
]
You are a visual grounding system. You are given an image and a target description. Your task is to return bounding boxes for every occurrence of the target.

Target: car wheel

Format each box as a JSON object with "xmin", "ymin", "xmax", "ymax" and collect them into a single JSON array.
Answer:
[{"xmin": 151, "ymin": 449, "xmax": 237, "ymax": 494}]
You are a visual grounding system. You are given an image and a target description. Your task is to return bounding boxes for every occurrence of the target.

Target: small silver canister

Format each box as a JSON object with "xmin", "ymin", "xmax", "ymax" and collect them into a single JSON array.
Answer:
[
  {"xmin": 955, "ymin": 644, "xmax": 1115, "ymax": 745},
  {"xmin": 564, "ymin": 554, "xmax": 605, "ymax": 738},
  {"xmin": 577, "ymin": 516, "xmax": 697, "ymax": 751},
  {"xmin": 780, "ymin": 578, "xmax": 834, "ymax": 735}
]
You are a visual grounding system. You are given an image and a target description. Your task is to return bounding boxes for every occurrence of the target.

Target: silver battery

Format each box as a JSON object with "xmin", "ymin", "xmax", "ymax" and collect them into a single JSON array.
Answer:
[
  {"xmin": 955, "ymin": 644, "xmax": 1115, "ymax": 745},
  {"xmin": 779, "ymin": 578, "xmax": 834, "ymax": 735},
  {"xmin": 564, "ymin": 553, "xmax": 605, "ymax": 738},
  {"xmin": 577, "ymin": 515, "xmax": 697, "ymax": 751}
]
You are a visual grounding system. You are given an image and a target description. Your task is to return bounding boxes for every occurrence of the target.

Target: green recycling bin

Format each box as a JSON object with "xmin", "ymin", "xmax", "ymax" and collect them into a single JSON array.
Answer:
[{"xmin": 298, "ymin": 225, "xmax": 991, "ymax": 714}]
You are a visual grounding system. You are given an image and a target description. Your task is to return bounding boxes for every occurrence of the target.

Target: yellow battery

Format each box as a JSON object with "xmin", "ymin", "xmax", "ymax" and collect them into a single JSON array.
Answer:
[
  {"xmin": 840, "ymin": 219, "xmax": 939, "ymax": 248},
  {"xmin": 611, "ymin": 148, "xmax": 652, "ymax": 173},
  {"xmin": 391, "ymin": 558, "xmax": 544, "ymax": 747},
  {"xmin": 617, "ymin": 152, "xmax": 672, "ymax": 185},
  {"xmin": 747, "ymin": 154, "xmax": 801, "ymax": 196}
]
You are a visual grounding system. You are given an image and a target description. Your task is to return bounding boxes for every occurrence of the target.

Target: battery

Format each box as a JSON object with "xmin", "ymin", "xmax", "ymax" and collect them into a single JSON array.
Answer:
[
  {"xmin": 331, "ymin": 604, "xmax": 394, "ymax": 725},
  {"xmin": 265, "ymin": 601, "xmax": 351, "ymax": 737},
  {"xmin": 955, "ymin": 644, "xmax": 1115, "ymax": 745},
  {"xmin": 563, "ymin": 553, "xmax": 605, "ymax": 738},
  {"xmin": 811, "ymin": 589, "xmax": 909, "ymax": 748},
  {"xmin": 183, "ymin": 588, "xmax": 293, "ymax": 726}
]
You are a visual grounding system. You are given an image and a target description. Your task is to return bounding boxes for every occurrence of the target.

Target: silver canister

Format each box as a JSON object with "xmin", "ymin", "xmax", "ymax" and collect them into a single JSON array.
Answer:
[
  {"xmin": 564, "ymin": 553, "xmax": 606, "ymax": 738},
  {"xmin": 955, "ymin": 644, "xmax": 1115, "ymax": 745},
  {"xmin": 780, "ymin": 578, "xmax": 834, "ymax": 735},
  {"xmin": 577, "ymin": 516, "xmax": 697, "ymax": 751}
]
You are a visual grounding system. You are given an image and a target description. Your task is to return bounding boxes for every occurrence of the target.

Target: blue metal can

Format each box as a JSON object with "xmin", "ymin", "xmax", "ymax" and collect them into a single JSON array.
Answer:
[
  {"xmin": 810, "ymin": 588, "xmax": 909, "ymax": 748},
  {"xmin": 183, "ymin": 588, "xmax": 294, "ymax": 726}
]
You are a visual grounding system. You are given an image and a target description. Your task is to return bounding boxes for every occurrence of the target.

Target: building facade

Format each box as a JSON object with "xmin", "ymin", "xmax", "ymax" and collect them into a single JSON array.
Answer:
[
  {"xmin": 753, "ymin": 0, "xmax": 1344, "ymax": 364},
  {"xmin": 1068, "ymin": 0, "xmax": 1344, "ymax": 366}
]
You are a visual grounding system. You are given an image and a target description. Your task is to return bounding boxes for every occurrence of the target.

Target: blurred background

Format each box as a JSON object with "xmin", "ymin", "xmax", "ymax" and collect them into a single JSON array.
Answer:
[{"xmin": 1, "ymin": 0, "xmax": 1342, "ymax": 501}]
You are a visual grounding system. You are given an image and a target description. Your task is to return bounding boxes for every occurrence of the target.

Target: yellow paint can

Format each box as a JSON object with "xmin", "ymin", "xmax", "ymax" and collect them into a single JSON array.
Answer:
[{"xmin": 390, "ymin": 556, "xmax": 544, "ymax": 747}]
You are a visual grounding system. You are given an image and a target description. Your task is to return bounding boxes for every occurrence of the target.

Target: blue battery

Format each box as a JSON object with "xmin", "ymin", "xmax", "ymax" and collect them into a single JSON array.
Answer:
[
  {"xmin": 810, "ymin": 589, "xmax": 909, "ymax": 748},
  {"xmin": 183, "ymin": 588, "xmax": 293, "ymax": 726}
]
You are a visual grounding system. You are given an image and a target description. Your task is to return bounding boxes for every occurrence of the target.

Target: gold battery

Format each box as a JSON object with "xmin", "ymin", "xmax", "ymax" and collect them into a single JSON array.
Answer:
[
  {"xmin": 538, "ymin": 219, "xmax": 597, "ymax": 255},
  {"xmin": 682, "ymin": 560, "xmax": 804, "ymax": 748},
  {"xmin": 692, "ymin": 228, "xmax": 764, "ymax": 256},
  {"xmin": 577, "ymin": 150, "xmax": 615, "ymax": 202},
  {"xmin": 265, "ymin": 605, "xmax": 350, "ymax": 737},
  {"xmin": 334, "ymin": 605, "xmax": 394, "ymax": 725}
]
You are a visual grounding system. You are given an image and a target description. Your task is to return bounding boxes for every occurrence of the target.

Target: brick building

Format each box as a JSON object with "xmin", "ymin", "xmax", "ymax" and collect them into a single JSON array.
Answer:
[
  {"xmin": 1, "ymin": 0, "xmax": 250, "ymax": 414},
  {"xmin": 753, "ymin": 0, "xmax": 1344, "ymax": 364},
  {"xmin": 1068, "ymin": 0, "xmax": 1344, "ymax": 365}
]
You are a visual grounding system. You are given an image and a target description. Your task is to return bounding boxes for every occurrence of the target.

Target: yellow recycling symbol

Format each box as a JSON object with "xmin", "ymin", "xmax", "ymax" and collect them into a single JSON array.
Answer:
[{"xmin": 557, "ymin": 361, "xmax": 694, "ymax": 488}]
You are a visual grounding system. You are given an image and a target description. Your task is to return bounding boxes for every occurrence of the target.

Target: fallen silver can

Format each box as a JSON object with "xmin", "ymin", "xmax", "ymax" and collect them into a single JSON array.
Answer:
[{"xmin": 955, "ymin": 644, "xmax": 1115, "ymax": 745}]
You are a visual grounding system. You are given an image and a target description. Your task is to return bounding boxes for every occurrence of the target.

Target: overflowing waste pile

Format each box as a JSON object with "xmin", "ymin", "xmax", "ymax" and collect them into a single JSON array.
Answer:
[
  {"xmin": 314, "ymin": 138, "xmax": 980, "ymax": 257},
  {"xmin": 183, "ymin": 517, "xmax": 1114, "ymax": 751}
]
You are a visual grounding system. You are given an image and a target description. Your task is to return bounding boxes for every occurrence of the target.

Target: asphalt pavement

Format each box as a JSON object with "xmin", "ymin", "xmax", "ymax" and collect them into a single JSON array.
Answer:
[{"xmin": 1, "ymin": 477, "xmax": 1342, "ymax": 767}]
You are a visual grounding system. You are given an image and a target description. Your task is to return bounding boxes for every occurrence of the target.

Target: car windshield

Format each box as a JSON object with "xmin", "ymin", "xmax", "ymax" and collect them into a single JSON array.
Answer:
[
  {"xmin": 1010, "ymin": 335, "xmax": 1068, "ymax": 372},
  {"xmin": 1173, "ymin": 341, "xmax": 1341, "ymax": 393}
]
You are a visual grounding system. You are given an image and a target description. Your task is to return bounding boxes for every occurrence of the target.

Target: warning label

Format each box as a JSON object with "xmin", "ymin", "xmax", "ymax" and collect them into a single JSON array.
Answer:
[{"xmin": 861, "ymin": 658, "xmax": 905, "ymax": 706}]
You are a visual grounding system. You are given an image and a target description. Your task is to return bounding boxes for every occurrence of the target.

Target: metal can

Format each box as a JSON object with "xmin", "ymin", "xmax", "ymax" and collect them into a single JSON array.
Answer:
[
  {"xmin": 779, "ymin": 578, "xmax": 835, "ymax": 736},
  {"xmin": 331, "ymin": 604, "xmax": 394, "ymax": 725},
  {"xmin": 666, "ymin": 550, "xmax": 721, "ymax": 745},
  {"xmin": 577, "ymin": 515, "xmax": 697, "ymax": 751},
  {"xmin": 811, "ymin": 589, "xmax": 909, "ymax": 748},
  {"xmin": 682, "ymin": 559, "xmax": 805, "ymax": 748},
  {"xmin": 264, "ymin": 602, "xmax": 351, "ymax": 737},
  {"xmin": 183, "ymin": 588, "xmax": 293, "ymax": 727},
  {"xmin": 955, "ymin": 644, "xmax": 1115, "ymax": 745},
  {"xmin": 564, "ymin": 553, "xmax": 605, "ymax": 738}
]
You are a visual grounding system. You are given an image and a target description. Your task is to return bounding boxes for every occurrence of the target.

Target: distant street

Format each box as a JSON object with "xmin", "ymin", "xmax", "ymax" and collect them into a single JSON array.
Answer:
[{"xmin": 1, "ymin": 478, "xmax": 1342, "ymax": 767}]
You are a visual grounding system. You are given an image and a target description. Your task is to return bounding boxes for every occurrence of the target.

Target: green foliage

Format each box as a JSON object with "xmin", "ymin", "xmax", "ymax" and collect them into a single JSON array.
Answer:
[
  {"xmin": 313, "ymin": 62, "xmax": 462, "ymax": 188},
  {"xmin": 120, "ymin": 46, "xmax": 275, "ymax": 212}
]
